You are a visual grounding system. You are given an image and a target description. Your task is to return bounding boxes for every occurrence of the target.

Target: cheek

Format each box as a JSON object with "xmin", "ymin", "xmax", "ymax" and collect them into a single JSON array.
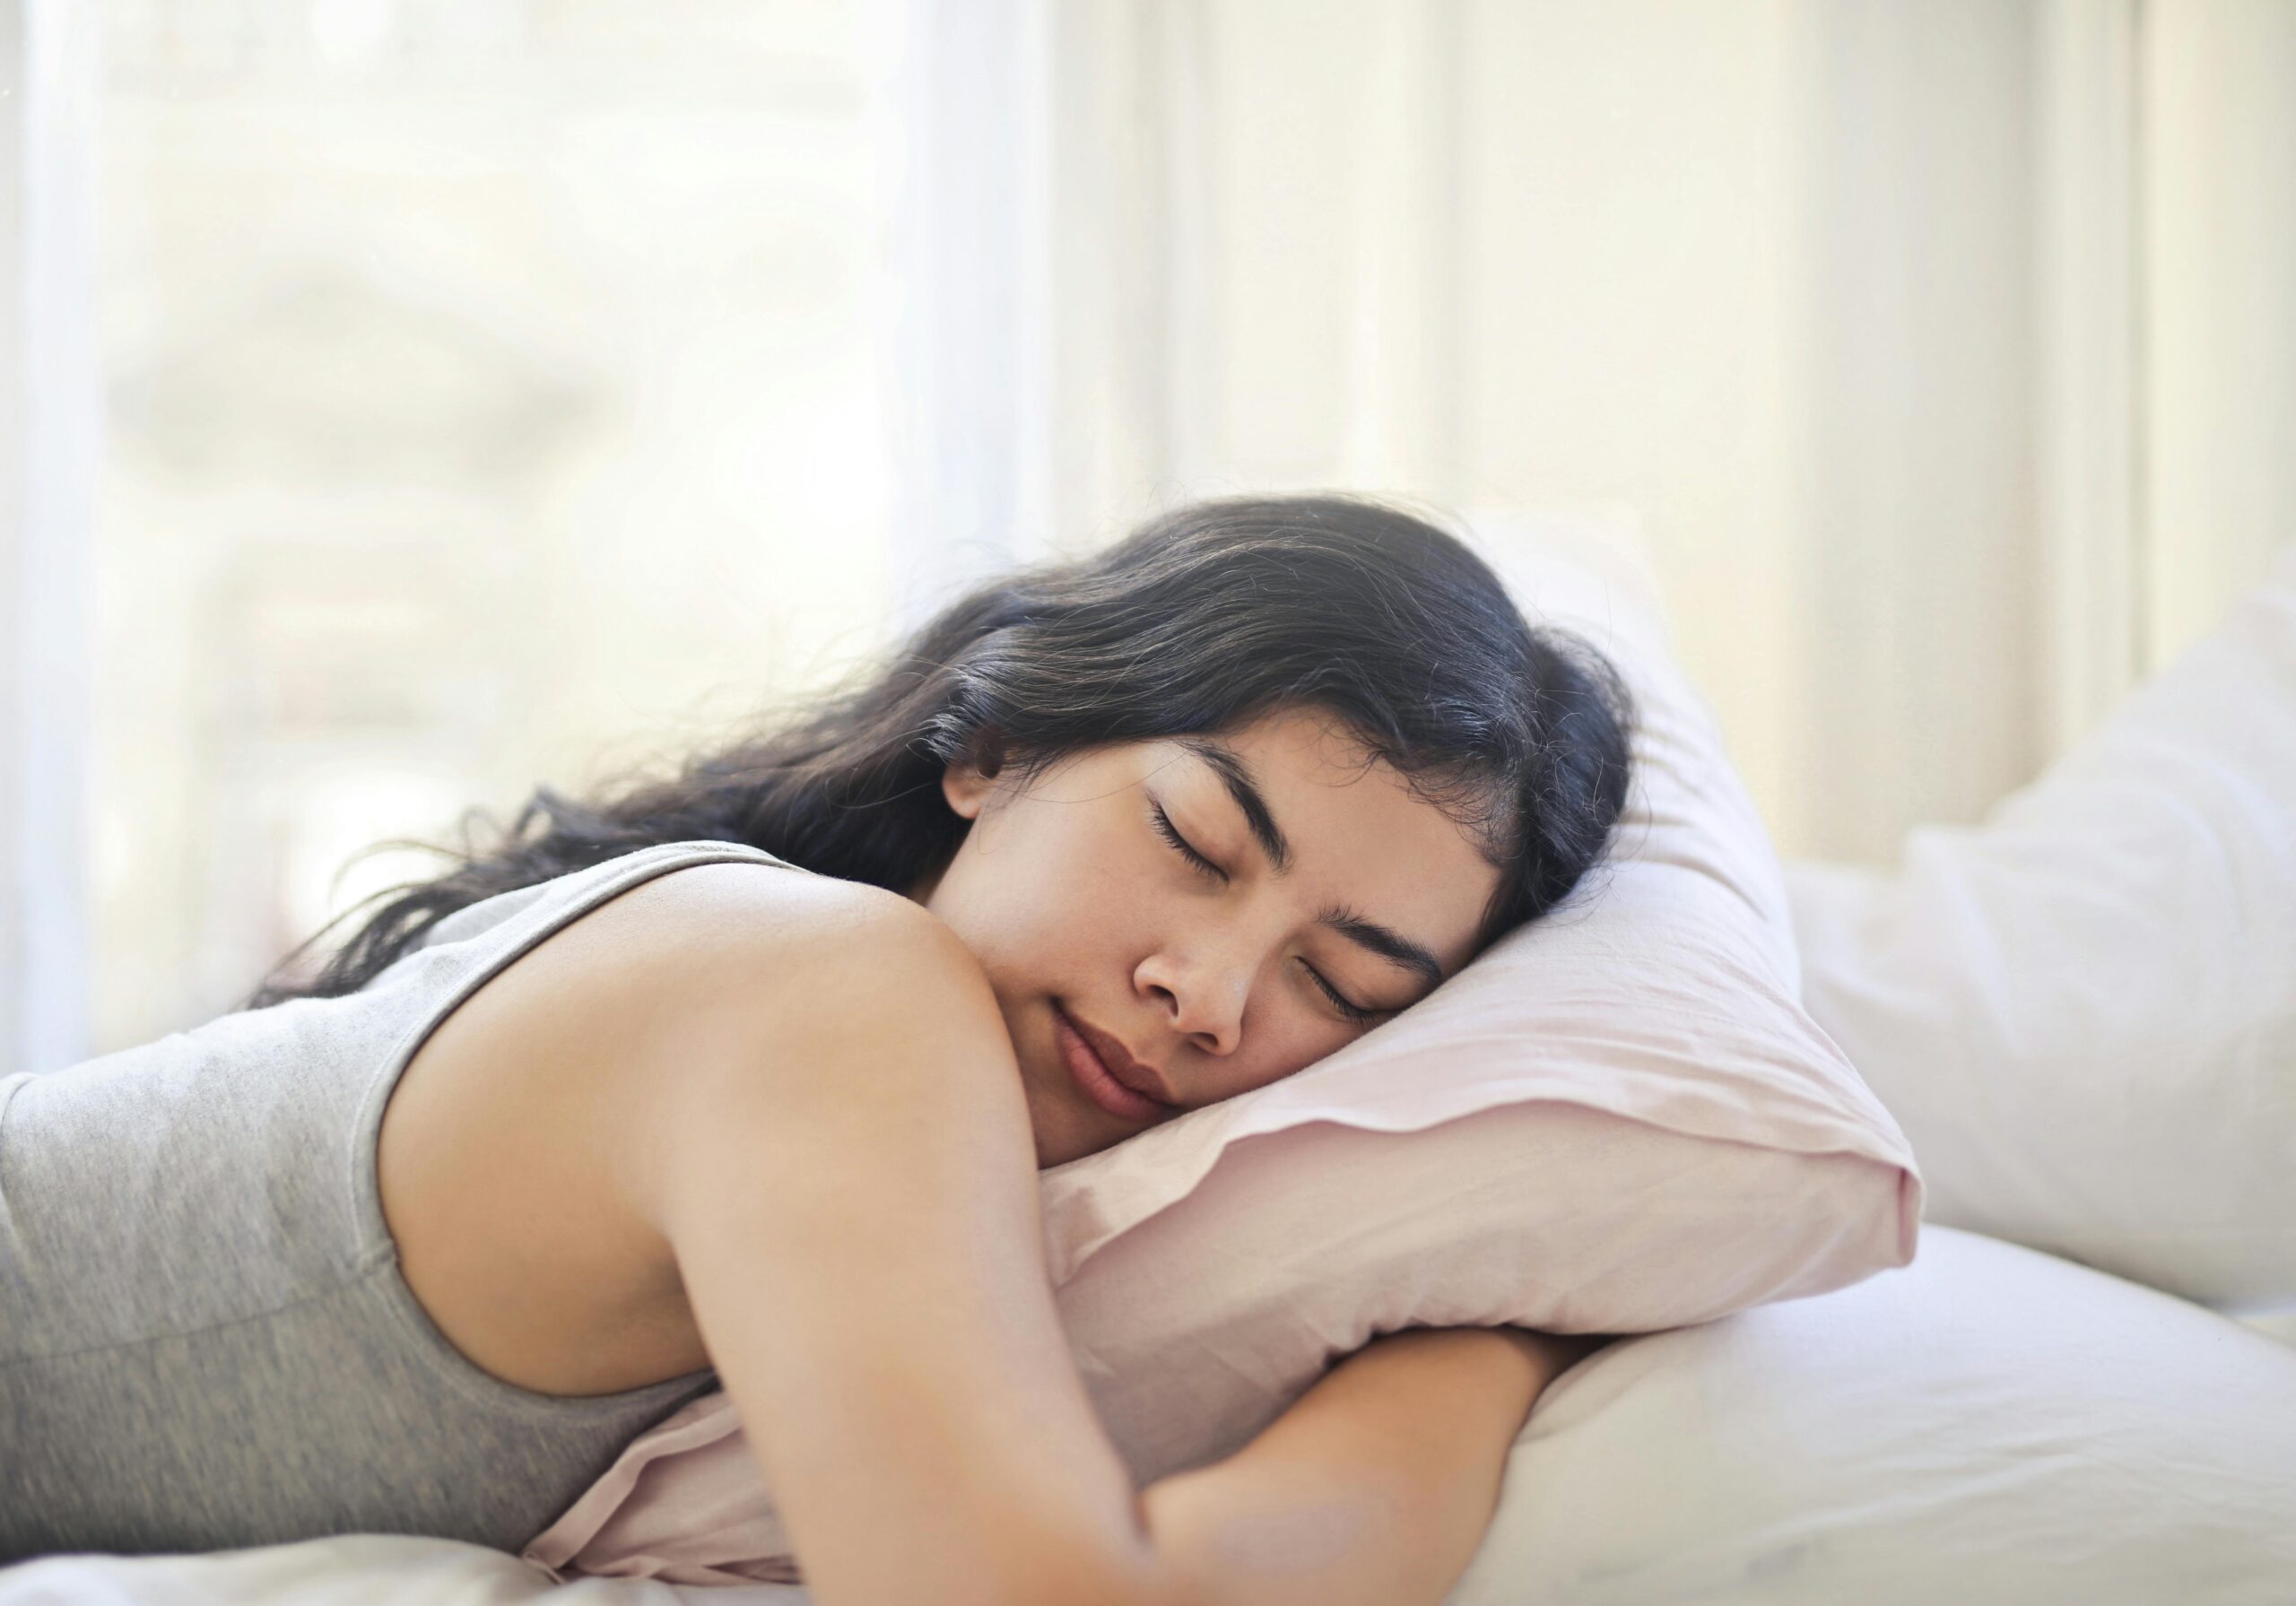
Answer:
[
  {"xmin": 1260, "ymin": 1011, "xmax": 1336, "ymax": 1072},
  {"xmin": 1207, "ymin": 1027, "xmax": 1331, "ymax": 1105},
  {"xmin": 960, "ymin": 841, "xmax": 1124, "ymax": 974},
  {"xmin": 1059, "ymin": 827, "xmax": 1167, "ymax": 933}
]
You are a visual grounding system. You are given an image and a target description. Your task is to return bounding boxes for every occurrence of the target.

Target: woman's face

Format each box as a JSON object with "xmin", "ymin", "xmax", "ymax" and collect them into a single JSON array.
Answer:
[{"xmin": 908, "ymin": 707, "xmax": 1505, "ymax": 1168}]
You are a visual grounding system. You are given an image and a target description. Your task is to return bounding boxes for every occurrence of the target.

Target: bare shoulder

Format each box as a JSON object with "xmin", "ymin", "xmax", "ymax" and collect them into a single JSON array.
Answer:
[
  {"xmin": 387, "ymin": 858, "xmax": 1138, "ymax": 1606},
  {"xmin": 564, "ymin": 856, "xmax": 934, "ymax": 980},
  {"xmin": 606, "ymin": 858, "xmax": 1014, "ymax": 1161},
  {"xmin": 638, "ymin": 858, "xmax": 975, "ymax": 992},
  {"xmin": 375, "ymin": 853, "xmax": 973, "ymax": 1399},
  {"xmin": 501, "ymin": 856, "xmax": 978, "ymax": 1045},
  {"xmin": 413, "ymin": 858, "xmax": 944, "ymax": 1102},
  {"xmin": 592, "ymin": 859, "xmax": 997, "ymax": 1066}
]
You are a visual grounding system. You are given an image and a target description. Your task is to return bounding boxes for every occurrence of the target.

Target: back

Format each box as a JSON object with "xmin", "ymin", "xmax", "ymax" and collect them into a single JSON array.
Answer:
[{"xmin": 0, "ymin": 838, "xmax": 800, "ymax": 1562}]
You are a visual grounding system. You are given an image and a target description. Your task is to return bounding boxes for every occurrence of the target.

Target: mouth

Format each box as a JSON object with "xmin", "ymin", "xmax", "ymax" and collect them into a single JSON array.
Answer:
[{"xmin": 1053, "ymin": 1004, "xmax": 1173, "ymax": 1121}]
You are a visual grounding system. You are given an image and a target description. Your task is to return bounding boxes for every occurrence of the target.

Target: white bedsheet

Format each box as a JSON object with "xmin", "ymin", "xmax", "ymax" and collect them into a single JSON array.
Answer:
[
  {"xmin": 6, "ymin": 1228, "xmax": 2291, "ymax": 1606},
  {"xmin": 0, "ymin": 1533, "xmax": 796, "ymax": 1606}
]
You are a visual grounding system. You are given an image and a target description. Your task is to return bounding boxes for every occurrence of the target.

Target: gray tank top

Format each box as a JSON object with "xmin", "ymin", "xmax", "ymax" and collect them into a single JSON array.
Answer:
[{"xmin": 0, "ymin": 838, "xmax": 800, "ymax": 1563}]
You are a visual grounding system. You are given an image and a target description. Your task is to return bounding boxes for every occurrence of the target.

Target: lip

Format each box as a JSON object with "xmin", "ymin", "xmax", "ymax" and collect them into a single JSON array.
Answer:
[{"xmin": 1054, "ymin": 1005, "xmax": 1174, "ymax": 1120}]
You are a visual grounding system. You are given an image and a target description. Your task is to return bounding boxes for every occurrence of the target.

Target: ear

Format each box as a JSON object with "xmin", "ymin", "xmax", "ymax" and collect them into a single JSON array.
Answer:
[{"xmin": 941, "ymin": 729, "xmax": 1006, "ymax": 820}]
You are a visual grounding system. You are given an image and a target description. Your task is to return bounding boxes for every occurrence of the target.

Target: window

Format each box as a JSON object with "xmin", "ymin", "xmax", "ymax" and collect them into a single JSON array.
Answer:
[{"xmin": 87, "ymin": 1, "xmax": 898, "ymax": 1046}]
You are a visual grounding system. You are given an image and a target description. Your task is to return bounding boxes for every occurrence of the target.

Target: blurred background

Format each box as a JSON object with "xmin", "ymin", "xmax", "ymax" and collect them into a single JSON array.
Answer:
[{"xmin": 1, "ymin": 0, "xmax": 2291, "ymax": 1071}]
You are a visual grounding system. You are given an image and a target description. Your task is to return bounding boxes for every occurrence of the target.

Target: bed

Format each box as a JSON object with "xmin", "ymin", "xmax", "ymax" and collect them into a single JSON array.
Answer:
[
  {"xmin": 7, "ymin": 534, "xmax": 2292, "ymax": 1604},
  {"xmin": 3, "ymin": 1221, "xmax": 2289, "ymax": 1604}
]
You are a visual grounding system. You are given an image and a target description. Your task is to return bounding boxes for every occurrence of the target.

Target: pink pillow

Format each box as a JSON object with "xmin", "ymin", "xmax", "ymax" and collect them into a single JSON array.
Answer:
[{"xmin": 523, "ymin": 507, "xmax": 1923, "ymax": 1586}]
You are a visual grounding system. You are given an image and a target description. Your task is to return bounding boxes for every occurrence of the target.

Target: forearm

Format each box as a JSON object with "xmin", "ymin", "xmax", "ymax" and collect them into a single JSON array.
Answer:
[{"xmin": 1136, "ymin": 1326, "xmax": 1603, "ymax": 1606}]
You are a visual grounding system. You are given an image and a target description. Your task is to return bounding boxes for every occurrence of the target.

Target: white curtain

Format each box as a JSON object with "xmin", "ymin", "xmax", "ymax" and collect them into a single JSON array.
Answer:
[
  {"xmin": 911, "ymin": 0, "xmax": 2296, "ymax": 864},
  {"xmin": 6, "ymin": 1, "xmax": 2291, "ymax": 1062},
  {"xmin": 2137, "ymin": 0, "xmax": 2296, "ymax": 670},
  {"xmin": 2, "ymin": 0, "xmax": 96, "ymax": 1078}
]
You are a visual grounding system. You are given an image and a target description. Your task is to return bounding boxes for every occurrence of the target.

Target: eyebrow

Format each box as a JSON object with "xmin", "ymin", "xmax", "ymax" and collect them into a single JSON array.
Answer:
[{"xmin": 1171, "ymin": 735, "xmax": 1448, "ymax": 994}]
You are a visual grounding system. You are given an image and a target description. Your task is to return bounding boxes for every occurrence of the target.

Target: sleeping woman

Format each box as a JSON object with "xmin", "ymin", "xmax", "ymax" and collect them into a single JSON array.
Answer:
[{"xmin": 0, "ymin": 493, "xmax": 1633, "ymax": 1606}]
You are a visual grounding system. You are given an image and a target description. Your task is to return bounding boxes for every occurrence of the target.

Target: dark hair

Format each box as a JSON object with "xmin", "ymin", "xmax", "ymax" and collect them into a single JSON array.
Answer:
[{"xmin": 239, "ymin": 492, "xmax": 1634, "ymax": 1011}]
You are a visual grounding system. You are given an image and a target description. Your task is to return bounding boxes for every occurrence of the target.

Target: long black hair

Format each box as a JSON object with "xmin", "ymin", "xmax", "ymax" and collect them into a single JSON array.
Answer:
[{"xmin": 239, "ymin": 493, "xmax": 1634, "ymax": 1010}]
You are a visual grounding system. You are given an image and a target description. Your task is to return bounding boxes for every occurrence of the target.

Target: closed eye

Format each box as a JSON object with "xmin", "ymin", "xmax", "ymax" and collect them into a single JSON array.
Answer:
[
  {"xmin": 1299, "ymin": 959, "xmax": 1381, "ymax": 1024},
  {"xmin": 1148, "ymin": 800, "xmax": 1384, "ymax": 1026},
  {"xmin": 1150, "ymin": 801, "xmax": 1227, "ymax": 882}
]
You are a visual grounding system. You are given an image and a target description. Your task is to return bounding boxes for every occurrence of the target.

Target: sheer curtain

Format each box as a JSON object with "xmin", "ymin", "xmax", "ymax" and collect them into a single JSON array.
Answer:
[
  {"xmin": 17, "ymin": 4, "xmax": 911, "ymax": 1058},
  {"xmin": 5, "ymin": 0, "xmax": 2292, "ymax": 1066},
  {"xmin": 1014, "ymin": 0, "xmax": 2293, "ymax": 862},
  {"xmin": 2, "ymin": 0, "xmax": 98, "ymax": 1079}
]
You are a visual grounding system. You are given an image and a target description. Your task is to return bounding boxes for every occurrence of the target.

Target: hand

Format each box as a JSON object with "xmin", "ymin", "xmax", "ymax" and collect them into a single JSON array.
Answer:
[{"xmin": 1138, "ymin": 1324, "xmax": 1618, "ymax": 1606}]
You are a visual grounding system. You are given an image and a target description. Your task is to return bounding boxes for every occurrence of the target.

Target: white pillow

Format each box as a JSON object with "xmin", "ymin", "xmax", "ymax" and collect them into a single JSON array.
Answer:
[
  {"xmin": 1785, "ymin": 541, "xmax": 2296, "ymax": 1324},
  {"xmin": 1452, "ymin": 1225, "xmax": 2296, "ymax": 1605},
  {"xmin": 521, "ymin": 506, "xmax": 1924, "ymax": 1584}
]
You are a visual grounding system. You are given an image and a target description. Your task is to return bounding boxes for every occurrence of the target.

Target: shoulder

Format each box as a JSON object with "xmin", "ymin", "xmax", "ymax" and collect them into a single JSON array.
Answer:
[
  {"xmin": 596, "ymin": 854, "xmax": 919, "ymax": 947},
  {"xmin": 483, "ymin": 851, "xmax": 947, "ymax": 990},
  {"xmin": 384, "ymin": 853, "xmax": 978, "ymax": 1209},
  {"xmin": 372, "ymin": 854, "xmax": 995, "ymax": 1394},
  {"xmin": 589, "ymin": 857, "xmax": 982, "ymax": 1017},
  {"xmin": 524, "ymin": 855, "xmax": 1002, "ymax": 1128},
  {"xmin": 593, "ymin": 860, "xmax": 1031, "ymax": 1246}
]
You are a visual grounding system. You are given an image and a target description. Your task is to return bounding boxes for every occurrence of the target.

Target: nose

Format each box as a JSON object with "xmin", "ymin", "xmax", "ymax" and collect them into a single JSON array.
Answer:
[{"xmin": 1139, "ymin": 948, "xmax": 1248, "ymax": 1060}]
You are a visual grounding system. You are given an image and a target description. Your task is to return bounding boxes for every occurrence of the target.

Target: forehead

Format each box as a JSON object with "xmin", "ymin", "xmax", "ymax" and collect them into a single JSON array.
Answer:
[{"xmin": 1194, "ymin": 706, "xmax": 1396, "ymax": 790}]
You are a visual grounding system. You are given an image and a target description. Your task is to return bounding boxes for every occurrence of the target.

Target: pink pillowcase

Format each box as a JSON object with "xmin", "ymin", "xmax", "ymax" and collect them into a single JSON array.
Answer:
[{"xmin": 523, "ymin": 508, "xmax": 1923, "ymax": 1586}]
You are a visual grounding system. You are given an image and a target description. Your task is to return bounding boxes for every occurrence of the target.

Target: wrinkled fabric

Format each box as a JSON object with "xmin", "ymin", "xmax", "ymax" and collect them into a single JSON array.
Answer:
[{"xmin": 10, "ymin": 1233, "xmax": 2292, "ymax": 1605}]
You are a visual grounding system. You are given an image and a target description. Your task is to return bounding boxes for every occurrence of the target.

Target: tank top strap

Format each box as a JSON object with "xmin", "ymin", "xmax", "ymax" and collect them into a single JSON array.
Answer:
[{"xmin": 344, "ymin": 837, "xmax": 806, "ymax": 1266}]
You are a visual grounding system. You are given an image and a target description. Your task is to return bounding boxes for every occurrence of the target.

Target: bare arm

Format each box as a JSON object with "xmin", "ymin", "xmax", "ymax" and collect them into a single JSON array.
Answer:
[
  {"xmin": 618, "ymin": 885, "xmax": 1164, "ymax": 1606},
  {"xmin": 1140, "ymin": 1326, "xmax": 1611, "ymax": 1606},
  {"xmin": 605, "ymin": 870, "xmax": 1596, "ymax": 1606}
]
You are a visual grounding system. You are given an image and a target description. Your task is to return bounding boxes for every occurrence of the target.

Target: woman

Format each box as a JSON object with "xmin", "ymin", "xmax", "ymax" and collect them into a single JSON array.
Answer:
[{"xmin": 0, "ymin": 493, "xmax": 1633, "ymax": 1605}]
